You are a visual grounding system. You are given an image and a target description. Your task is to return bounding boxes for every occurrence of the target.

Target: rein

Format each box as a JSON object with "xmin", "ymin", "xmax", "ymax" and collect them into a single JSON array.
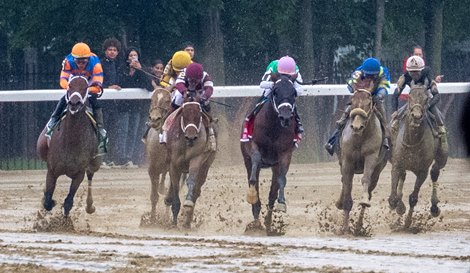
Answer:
[
  {"xmin": 65, "ymin": 75, "xmax": 89, "ymax": 114},
  {"xmin": 271, "ymin": 78, "xmax": 295, "ymax": 115},
  {"xmin": 180, "ymin": 101, "xmax": 202, "ymax": 134}
]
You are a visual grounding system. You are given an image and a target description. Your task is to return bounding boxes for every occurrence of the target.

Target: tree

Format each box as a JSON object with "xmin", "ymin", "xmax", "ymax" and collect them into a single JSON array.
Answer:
[{"xmin": 374, "ymin": 0, "xmax": 385, "ymax": 59}]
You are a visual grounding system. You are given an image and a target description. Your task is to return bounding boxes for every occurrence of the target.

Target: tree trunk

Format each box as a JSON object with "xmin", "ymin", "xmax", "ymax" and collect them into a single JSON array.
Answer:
[
  {"xmin": 425, "ymin": 0, "xmax": 444, "ymax": 75},
  {"xmin": 200, "ymin": 6, "xmax": 225, "ymax": 85},
  {"xmin": 374, "ymin": 0, "xmax": 385, "ymax": 59},
  {"xmin": 299, "ymin": 0, "xmax": 315, "ymax": 80}
]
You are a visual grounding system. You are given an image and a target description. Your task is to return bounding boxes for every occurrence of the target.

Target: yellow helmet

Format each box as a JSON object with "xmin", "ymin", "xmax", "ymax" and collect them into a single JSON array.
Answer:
[
  {"xmin": 71, "ymin": 42, "xmax": 92, "ymax": 58},
  {"xmin": 171, "ymin": 51, "xmax": 191, "ymax": 71}
]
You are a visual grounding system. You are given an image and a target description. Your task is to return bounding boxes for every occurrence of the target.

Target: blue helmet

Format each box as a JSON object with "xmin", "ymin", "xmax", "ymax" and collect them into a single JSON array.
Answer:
[{"xmin": 361, "ymin": 58, "xmax": 381, "ymax": 75}]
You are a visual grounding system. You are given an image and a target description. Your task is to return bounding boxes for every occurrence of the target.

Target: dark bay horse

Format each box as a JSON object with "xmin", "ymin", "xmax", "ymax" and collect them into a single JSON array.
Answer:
[
  {"xmin": 240, "ymin": 76, "xmax": 297, "ymax": 233},
  {"xmin": 145, "ymin": 88, "xmax": 171, "ymax": 223},
  {"xmin": 37, "ymin": 76, "xmax": 101, "ymax": 217},
  {"xmin": 336, "ymin": 83, "xmax": 388, "ymax": 234},
  {"xmin": 164, "ymin": 93, "xmax": 216, "ymax": 228},
  {"xmin": 388, "ymin": 85, "xmax": 448, "ymax": 228}
]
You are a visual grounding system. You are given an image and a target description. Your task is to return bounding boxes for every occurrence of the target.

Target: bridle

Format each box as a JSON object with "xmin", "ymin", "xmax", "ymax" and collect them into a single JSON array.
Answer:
[
  {"xmin": 65, "ymin": 75, "xmax": 89, "ymax": 114},
  {"xmin": 180, "ymin": 101, "xmax": 202, "ymax": 134},
  {"xmin": 272, "ymin": 78, "xmax": 296, "ymax": 116},
  {"xmin": 349, "ymin": 89, "xmax": 374, "ymax": 128}
]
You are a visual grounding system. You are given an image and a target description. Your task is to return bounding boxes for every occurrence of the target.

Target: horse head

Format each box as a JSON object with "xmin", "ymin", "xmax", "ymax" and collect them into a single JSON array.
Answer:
[
  {"xmin": 272, "ymin": 76, "xmax": 297, "ymax": 128},
  {"xmin": 180, "ymin": 91, "xmax": 203, "ymax": 145},
  {"xmin": 66, "ymin": 75, "xmax": 89, "ymax": 114},
  {"xmin": 349, "ymin": 89, "xmax": 373, "ymax": 134},
  {"xmin": 407, "ymin": 85, "xmax": 429, "ymax": 127},
  {"xmin": 149, "ymin": 88, "xmax": 172, "ymax": 127}
]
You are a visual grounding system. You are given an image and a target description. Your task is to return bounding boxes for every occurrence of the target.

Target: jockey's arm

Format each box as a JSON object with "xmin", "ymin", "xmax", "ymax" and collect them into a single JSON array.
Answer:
[
  {"xmin": 429, "ymin": 80, "xmax": 441, "ymax": 108},
  {"xmin": 347, "ymin": 71, "xmax": 361, "ymax": 93},
  {"xmin": 201, "ymin": 75, "xmax": 214, "ymax": 101},
  {"xmin": 59, "ymin": 59, "xmax": 72, "ymax": 89},
  {"xmin": 160, "ymin": 61, "xmax": 173, "ymax": 88},
  {"xmin": 293, "ymin": 72, "xmax": 303, "ymax": 96}
]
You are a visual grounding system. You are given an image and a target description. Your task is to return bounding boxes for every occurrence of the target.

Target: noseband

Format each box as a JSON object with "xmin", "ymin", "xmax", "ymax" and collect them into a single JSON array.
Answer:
[
  {"xmin": 272, "ymin": 78, "xmax": 295, "ymax": 115},
  {"xmin": 350, "ymin": 89, "xmax": 374, "ymax": 127},
  {"xmin": 65, "ymin": 76, "xmax": 89, "ymax": 114},
  {"xmin": 180, "ymin": 101, "xmax": 202, "ymax": 134}
]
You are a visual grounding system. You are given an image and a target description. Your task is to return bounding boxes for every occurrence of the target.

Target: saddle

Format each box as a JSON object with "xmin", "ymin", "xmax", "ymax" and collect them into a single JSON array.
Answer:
[{"xmin": 240, "ymin": 98, "xmax": 269, "ymax": 141}]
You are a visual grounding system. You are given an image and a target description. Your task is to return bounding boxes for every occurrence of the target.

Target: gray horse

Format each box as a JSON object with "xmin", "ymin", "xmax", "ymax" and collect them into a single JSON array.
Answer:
[
  {"xmin": 388, "ymin": 85, "xmax": 448, "ymax": 228},
  {"xmin": 336, "ymin": 84, "xmax": 388, "ymax": 233}
]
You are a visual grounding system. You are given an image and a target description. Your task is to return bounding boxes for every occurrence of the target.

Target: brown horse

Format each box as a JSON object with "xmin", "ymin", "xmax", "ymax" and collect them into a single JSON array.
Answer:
[
  {"xmin": 388, "ymin": 85, "xmax": 448, "ymax": 228},
  {"xmin": 145, "ymin": 88, "xmax": 171, "ymax": 223},
  {"xmin": 240, "ymin": 76, "xmax": 297, "ymax": 233},
  {"xmin": 164, "ymin": 93, "xmax": 216, "ymax": 228},
  {"xmin": 336, "ymin": 84, "xmax": 388, "ymax": 233},
  {"xmin": 37, "ymin": 76, "xmax": 101, "ymax": 217}
]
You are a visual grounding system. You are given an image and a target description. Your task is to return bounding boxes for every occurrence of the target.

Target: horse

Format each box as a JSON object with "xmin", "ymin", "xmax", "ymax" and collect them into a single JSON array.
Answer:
[
  {"xmin": 164, "ymin": 92, "xmax": 216, "ymax": 228},
  {"xmin": 145, "ymin": 88, "xmax": 171, "ymax": 223},
  {"xmin": 36, "ymin": 75, "xmax": 101, "ymax": 217},
  {"xmin": 240, "ymin": 76, "xmax": 297, "ymax": 234},
  {"xmin": 336, "ymin": 80, "xmax": 388, "ymax": 234},
  {"xmin": 388, "ymin": 84, "xmax": 448, "ymax": 228}
]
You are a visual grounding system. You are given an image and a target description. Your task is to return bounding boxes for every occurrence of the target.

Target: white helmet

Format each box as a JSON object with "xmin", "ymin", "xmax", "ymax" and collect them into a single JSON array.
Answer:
[{"xmin": 406, "ymin": 56, "xmax": 425, "ymax": 72}]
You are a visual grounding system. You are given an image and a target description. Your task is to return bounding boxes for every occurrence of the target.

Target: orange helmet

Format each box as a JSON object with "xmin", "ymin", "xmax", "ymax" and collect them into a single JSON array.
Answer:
[{"xmin": 71, "ymin": 42, "xmax": 92, "ymax": 58}]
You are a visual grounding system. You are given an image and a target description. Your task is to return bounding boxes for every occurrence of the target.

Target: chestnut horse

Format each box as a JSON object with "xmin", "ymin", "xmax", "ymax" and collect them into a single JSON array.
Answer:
[
  {"xmin": 336, "ymin": 81, "xmax": 388, "ymax": 233},
  {"xmin": 388, "ymin": 85, "xmax": 448, "ymax": 228},
  {"xmin": 240, "ymin": 76, "xmax": 297, "ymax": 233},
  {"xmin": 37, "ymin": 76, "xmax": 101, "ymax": 217},
  {"xmin": 164, "ymin": 92, "xmax": 216, "ymax": 228},
  {"xmin": 145, "ymin": 88, "xmax": 171, "ymax": 223}
]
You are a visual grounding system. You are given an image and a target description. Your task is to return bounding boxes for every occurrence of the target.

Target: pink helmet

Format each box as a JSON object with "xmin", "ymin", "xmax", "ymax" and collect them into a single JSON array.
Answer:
[
  {"xmin": 185, "ymin": 62, "xmax": 204, "ymax": 80},
  {"xmin": 277, "ymin": 56, "xmax": 297, "ymax": 75}
]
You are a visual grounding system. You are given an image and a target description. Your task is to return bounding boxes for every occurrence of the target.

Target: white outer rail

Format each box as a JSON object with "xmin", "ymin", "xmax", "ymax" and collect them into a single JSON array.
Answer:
[{"xmin": 0, "ymin": 83, "xmax": 468, "ymax": 102}]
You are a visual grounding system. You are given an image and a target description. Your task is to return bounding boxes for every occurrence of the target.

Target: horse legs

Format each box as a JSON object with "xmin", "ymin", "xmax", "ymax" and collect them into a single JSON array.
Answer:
[
  {"xmin": 405, "ymin": 171, "xmax": 427, "ymax": 228},
  {"xmin": 64, "ymin": 172, "xmax": 85, "ymax": 217},
  {"xmin": 247, "ymin": 146, "xmax": 261, "ymax": 205},
  {"xmin": 148, "ymin": 163, "xmax": 161, "ymax": 222},
  {"xmin": 168, "ymin": 165, "xmax": 182, "ymax": 226},
  {"xmin": 430, "ymin": 162, "xmax": 441, "ymax": 217},
  {"xmin": 43, "ymin": 171, "xmax": 58, "ymax": 211},
  {"xmin": 389, "ymin": 164, "xmax": 407, "ymax": 215},
  {"xmin": 85, "ymin": 170, "xmax": 96, "ymax": 214},
  {"xmin": 268, "ymin": 166, "xmax": 280, "ymax": 210},
  {"xmin": 339, "ymin": 162, "xmax": 354, "ymax": 233},
  {"xmin": 274, "ymin": 161, "xmax": 290, "ymax": 212},
  {"xmin": 360, "ymin": 156, "xmax": 379, "ymax": 207}
]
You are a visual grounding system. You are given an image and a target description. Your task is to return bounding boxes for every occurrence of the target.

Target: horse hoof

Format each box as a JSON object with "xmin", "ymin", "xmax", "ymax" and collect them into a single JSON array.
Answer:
[
  {"xmin": 430, "ymin": 205, "xmax": 441, "ymax": 217},
  {"xmin": 44, "ymin": 200, "xmax": 56, "ymax": 211},
  {"xmin": 396, "ymin": 201, "xmax": 406, "ymax": 215},
  {"xmin": 86, "ymin": 205, "xmax": 96, "ymax": 214},
  {"xmin": 275, "ymin": 203, "xmax": 287, "ymax": 212},
  {"xmin": 359, "ymin": 200, "xmax": 371, "ymax": 208},
  {"xmin": 335, "ymin": 200, "xmax": 343, "ymax": 210},
  {"xmin": 388, "ymin": 196, "xmax": 397, "ymax": 209},
  {"xmin": 246, "ymin": 185, "xmax": 258, "ymax": 204},
  {"xmin": 183, "ymin": 200, "xmax": 194, "ymax": 208}
]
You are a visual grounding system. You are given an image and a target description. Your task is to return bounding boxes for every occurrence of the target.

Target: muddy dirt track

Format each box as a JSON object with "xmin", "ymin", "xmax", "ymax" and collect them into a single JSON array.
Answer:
[{"xmin": 0, "ymin": 159, "xmax": 469, "ymax": 272}]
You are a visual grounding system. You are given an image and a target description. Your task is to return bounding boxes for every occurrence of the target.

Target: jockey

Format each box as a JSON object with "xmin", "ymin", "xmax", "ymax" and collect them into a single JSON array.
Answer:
[
  {"xmin": 241, "ymin": 56, "xmax": 304, "ymax": 144},
  {"xmin": 392, "ymin": 55, "xmax": 446, "ymax": 138},
  {"xmin": 46, "ymin": 42, "xmax": 107, "ymax": 155},
  {"xmin": 160, "ymin": 63, "xmax": 216, "ymax": 150},
  {"xmin": 325, "ymin": 57, "xmax": 391, "ymax": 156},
  {"xmin": 159, "ymin": 50, "xmax": 192, "ymax": 90}
]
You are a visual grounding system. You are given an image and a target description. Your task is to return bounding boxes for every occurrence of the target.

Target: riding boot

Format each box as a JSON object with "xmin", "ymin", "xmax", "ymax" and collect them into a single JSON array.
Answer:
[
  {"xmin": 429, "ymin": 106, "xmax": 447, "ymax": 138},
  {"xmin": 375, "ymin": 101, "xmax": 390, "ymax": 150},
  {"xmin": 46, "ymin": 95, "xmax": 67, "ymax": 138},
  {"xmin": 160, "ymin": 103, "xmax": 178, "ymax": 144},
  {"xmin": 324, "ymin": 105, "xmax": 351, "ymax": 156},
  {"xmin": 93, "ymin": 108, "xmax": 108, "ymax": 156}
]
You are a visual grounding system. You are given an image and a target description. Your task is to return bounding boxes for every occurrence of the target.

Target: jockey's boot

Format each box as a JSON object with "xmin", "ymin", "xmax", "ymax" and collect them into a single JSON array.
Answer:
[
  {"xmin": 94, "ymin": 108, "xmax": 108, "ymax": 156},
  {"xmin": 294, "ymin": 107, "xmax": 304, "ymax": 147},
  {"xmin": 324, "ymin": 105, "xmax": 351, "ymax": 156},
  {"xmin": 375, "ymin": 101, "xmax": 390, "ymax": 150},
  {"xmin": 46, "ymin": 95, "xmax": 67, "ymax": 138}
]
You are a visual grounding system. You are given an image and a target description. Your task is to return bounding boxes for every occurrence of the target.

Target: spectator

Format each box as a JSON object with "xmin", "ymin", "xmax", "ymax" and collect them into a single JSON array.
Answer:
[
  {"xmin": 115, "ymin": 46, "xmax": 152, "ymax": 167},
  {"xmin": 181, "ymin": 41, "xmax": 195, "ymax": 60},
  {"xmin": 101, "ymin": 38, "xmax": 123, "ymax": 89},
  {"xmin": 150, "ymin": 59, "xmax": 164, "ymax": 89}
]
